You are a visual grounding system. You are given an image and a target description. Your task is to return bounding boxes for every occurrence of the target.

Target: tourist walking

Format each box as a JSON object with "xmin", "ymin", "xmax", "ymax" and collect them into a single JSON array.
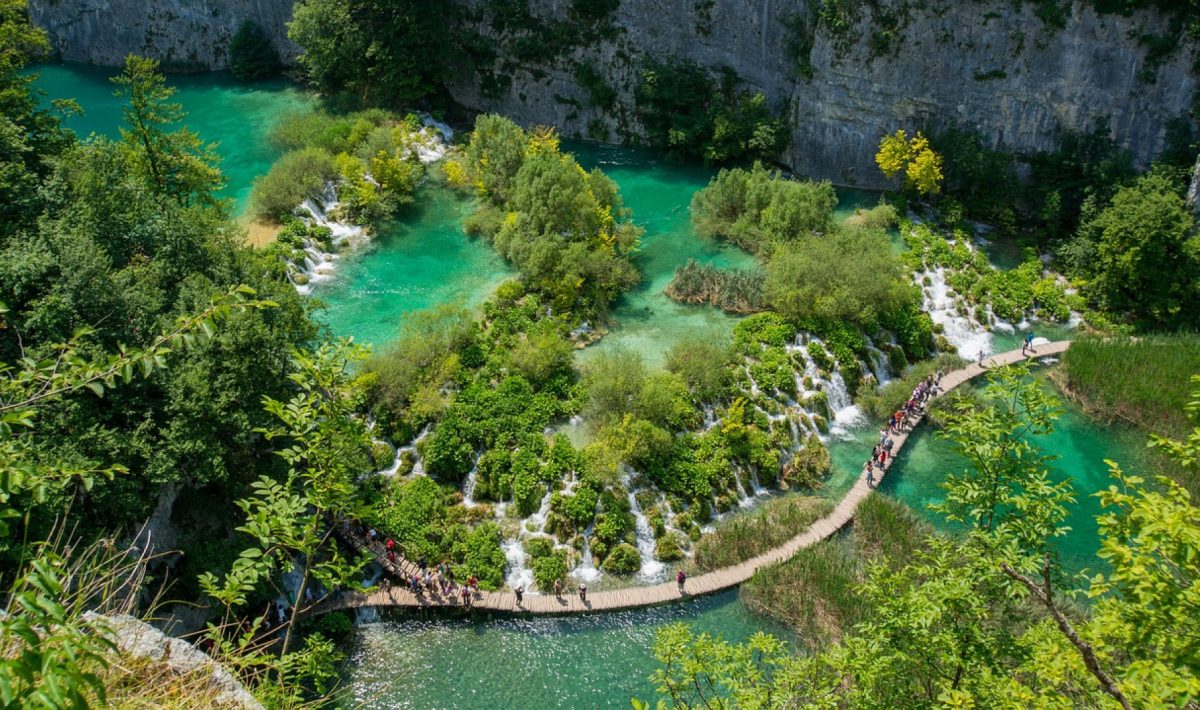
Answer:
[
  {"xmin": 554, "ymin": 578, "xmax": 563, "ymax": 599},
  {"xmin": 515, "ymin": 585, "xmax": 524, "ymax": 605},
  {"xmin": 1023, "ymin": 331, "xmax": 1036, "ymax": 356},
  {"xmin": 676, "ymin": 569, "xmax": 687, "ymax": 592},
  {"xmin": 579, "ymin": 583, "xmax": 587, "ymax": 603}
]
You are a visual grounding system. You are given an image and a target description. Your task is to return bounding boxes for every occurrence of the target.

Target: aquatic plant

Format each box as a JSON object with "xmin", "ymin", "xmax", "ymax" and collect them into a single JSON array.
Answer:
[{"xmin": 664, "ymin": 259, "xmax": 767, "ymax": 314}]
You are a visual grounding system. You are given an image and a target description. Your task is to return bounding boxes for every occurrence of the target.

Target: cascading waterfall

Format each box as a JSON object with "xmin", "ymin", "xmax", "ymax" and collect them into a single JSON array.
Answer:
[
  {"xmin": 920, "ymin": 266, "xmax": 992, "ymax": 359},
  {"xmin": 572, "ymin": 522, "xmax": 602, "ymax": 584},
  {"xmin": 622, "ymin": 470, "xmax": 666, "ymax": 581},
  {"xmin": 461, "ymin": 454, "xmax": 481, "ymax": 507},
  {"xmin": 502, "ymin": 539, "xmax": 535, "ymax": 591},
  {"xmin": 865, "ymin": 343, "xmax": 892, "ymax": 385},
  {"xmin": 383, "ymin": 424, "xmax": 432, "ymax": 477}
]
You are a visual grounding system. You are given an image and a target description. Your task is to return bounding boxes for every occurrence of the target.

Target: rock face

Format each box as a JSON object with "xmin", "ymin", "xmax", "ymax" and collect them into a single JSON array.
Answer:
[
  {"xmin": 83, "ymin": 612, "xmax": 263, "ymax": 709},
  {"xmin": 28, "ymin": 0, "xmax": 299, "ymax": 70},
  {"xmin": 28, "ymin": 0, "xmax": 1197, "ymax": 187}
]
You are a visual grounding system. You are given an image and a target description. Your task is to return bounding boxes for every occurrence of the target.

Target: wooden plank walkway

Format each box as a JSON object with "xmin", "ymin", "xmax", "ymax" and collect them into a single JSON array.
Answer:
[{"xmin": 312, "ymin": 341, "xmax": 1071, "ymax": 617}]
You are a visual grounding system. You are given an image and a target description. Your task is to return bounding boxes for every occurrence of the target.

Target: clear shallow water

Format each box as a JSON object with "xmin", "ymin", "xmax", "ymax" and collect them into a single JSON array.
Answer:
[
  {"xmin": 312, "ymin": 188, "xmax": 515, "ymax": 348},
  {"xmin": 344, "ymin": 590, "xmax": 789, "ymax": 709},
  {"xmin": 568, "ymin": 142, "xmax": 758, "ymax": 368},
  {"xmin": 827, "ymin": 376, "xmax": 1149, "ymax": 577},
  {"xmin": 31, "ymin": 63, "xmax": 316, "ymax": 213}
]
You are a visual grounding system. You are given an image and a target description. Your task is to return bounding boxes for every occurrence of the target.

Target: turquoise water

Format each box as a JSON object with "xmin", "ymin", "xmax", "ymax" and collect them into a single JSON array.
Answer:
[
  {"xmin": 826, "ymin": 375, "xmax": 1149, "ymax": 577},
  {"xmin": 564, "ymin": 142, "xmax": 758, "ymax": 368},
  {"xmin": 31, "ymin": 63, "xmax": 315, "ymax": 213},
  {"xmin": 345, "ymin": 590, "xmax": 788, "ymax": 709},
  {"xmin": 311, "ymin": 188, "xmax": 515, "ymax": 348}
]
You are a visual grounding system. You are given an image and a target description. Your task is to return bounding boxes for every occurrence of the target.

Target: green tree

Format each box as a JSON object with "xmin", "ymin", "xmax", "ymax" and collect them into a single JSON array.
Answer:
[
  {"xmin": 765, "ymin": 227, "xmax": 917, "ymax": 327},
  {"xmin": 201, "ymin": 340, "xmax": 372, "ymax": 658},
  {"xmin": 0, "ymin": 0, "xmax": 75, "ymax": 240},
  {"xmin": 289, "ymin": 0, "xmax": 449, "ymax": 106},
  {"xmin": 1082, "ymin": 169, "xmax": 1199, "ymax": 329},
  {"xmin": 228, "ymin": 20, "xmax": 281, "ymax": 81},
  {"xmin": 112, "ymin": 56, "xmax": 223, "ymax": 205}
]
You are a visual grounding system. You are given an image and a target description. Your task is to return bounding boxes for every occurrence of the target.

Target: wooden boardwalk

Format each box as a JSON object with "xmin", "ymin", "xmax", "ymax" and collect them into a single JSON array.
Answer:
[{"xmin": 312, "ymin": 341, "xmax": 1071, "ymax": 617}]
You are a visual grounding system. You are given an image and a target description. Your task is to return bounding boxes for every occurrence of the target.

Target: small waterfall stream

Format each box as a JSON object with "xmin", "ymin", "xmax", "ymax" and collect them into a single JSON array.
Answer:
[{"xmin": 622, "ymin": 470, "xmax": 666, "ymax": 581}]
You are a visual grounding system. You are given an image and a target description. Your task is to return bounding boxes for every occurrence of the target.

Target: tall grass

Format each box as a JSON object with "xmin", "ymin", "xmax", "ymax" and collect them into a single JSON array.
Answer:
[
  {"xmin": 1059, "ymin": 334, "xmax": 1200, "ymax": 440},
  {"xmin": 691, "ymin": 495, "xmax": 832, "ymax": 572},
  {"xmin": 740, "ymin": 495, "xmax": 930, "ymax": 649},
  {"xmin": 664, "ymin": 260, "xmax": 766, "ymax": 314}
]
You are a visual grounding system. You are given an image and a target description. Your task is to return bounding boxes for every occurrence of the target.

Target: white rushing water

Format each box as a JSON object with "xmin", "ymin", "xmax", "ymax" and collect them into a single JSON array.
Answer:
[
  {"xmin": 571, "ymin": 523, "xmax": 603, "ymax": 584},
  {"xmin": 502, "ymin": 538, "xmax": 535, "ymax": 591},
  {"xmin": 919, "ymin": 266, "xmax": 993, "ymax": 359},
  {"xmin": 461, "ymin": 455, "xmax": 481, "ymax": 507},
  {"xmin": 382, "ymin": 424, "xmax": 432, "ymax": 477},
  {"xmin": 622, "ymin": 470, "xmax": 666, "ymax": 582}
]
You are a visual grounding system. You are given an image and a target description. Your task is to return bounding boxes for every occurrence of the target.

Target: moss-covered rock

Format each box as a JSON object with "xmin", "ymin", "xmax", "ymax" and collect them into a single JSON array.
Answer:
[
  {"xmin": 602, "ymin": 542, "xmax": 642, "ymax": 574},
  {"xmin": 655, "ymin": 533, "xmax": 685, "ymax": 562}
]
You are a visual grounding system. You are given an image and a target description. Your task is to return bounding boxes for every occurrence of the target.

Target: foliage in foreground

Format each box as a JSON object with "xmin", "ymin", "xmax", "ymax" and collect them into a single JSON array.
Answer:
[
  {"xmin": 741, "ymin": 495, "xmax": 931, "ymax": 649},
  {"xmin": 646, "ymin": 365, "xmax": 1200, "ymax": 708}
]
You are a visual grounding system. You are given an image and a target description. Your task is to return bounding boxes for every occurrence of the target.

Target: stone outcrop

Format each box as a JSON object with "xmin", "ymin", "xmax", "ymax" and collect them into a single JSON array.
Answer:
[
  {"xmin": 28, "ymin": 0, "xmax": 1197, "ymax": 187},
  {"xmin": 83, "ymin": 612, "xmax": 263, "ymax": 709}
]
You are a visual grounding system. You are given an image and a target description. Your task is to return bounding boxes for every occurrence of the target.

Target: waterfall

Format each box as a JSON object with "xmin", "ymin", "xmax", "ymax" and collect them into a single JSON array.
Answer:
[
  {"xmin": 623, "ymin": 472, "xmax": 666, "ymax": 581},
  {"xmin": 920, "ymin": 266, "xmax": 992, "ymax": 359},
  {"xmin": 866, "ymin": 344, "xmax": 892, "ymax": 385},
  {"xmin": 461, "ymin": 454, "xmax": 481, "ymax": 507},
  {"xmin": 503, "ymin": 539, "xmax": 535, "ymax": 591},
  {"xmin": 733, "ymin": 470, "xmax": 755, "ymax": 508},
  {"xmin": 383, "ymin": 424, "xmax": 432, "ymax": 477},
  {"xmin": 572, "ymin": 523, "xmax": 602, "ymax": 584},
  {"xmin": 354, "ymin": 607, "xmax": 380, "ymax": 625},
  {"xmin": 527, "ymin": 490, "xmax": 553, "ymax": 533}
]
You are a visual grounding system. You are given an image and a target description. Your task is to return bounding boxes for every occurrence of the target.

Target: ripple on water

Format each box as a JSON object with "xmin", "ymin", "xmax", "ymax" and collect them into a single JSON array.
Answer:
[{"xmin": 344, "ymin": 590, "xmax": 791, "ymax": 708}]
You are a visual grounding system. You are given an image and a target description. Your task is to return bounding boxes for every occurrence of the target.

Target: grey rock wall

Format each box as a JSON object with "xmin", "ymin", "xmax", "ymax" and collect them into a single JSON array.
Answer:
[
  {"xmin": 28, "ymin": 0, "xmax": 299, "ymax": 70},
  {"xmin": 28, "ymin": 0, "xmax": 1197, "ymax": 187}
]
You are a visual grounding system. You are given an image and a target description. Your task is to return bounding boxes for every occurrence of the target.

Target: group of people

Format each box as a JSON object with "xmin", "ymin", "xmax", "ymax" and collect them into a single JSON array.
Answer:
[{"xmin": 866, "ymin": 370, "xmax": 942, "ymax": 487}]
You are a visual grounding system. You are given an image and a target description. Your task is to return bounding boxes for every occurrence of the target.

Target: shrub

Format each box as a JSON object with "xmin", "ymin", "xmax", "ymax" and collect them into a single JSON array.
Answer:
[
  {"xmin": 656, "ymin": 533, "xmax": 685, "ymax": 562},
  {"xmin": 602, "ymin": 542, "xmax": 642, "ymax": 574},
  {"xmin": 250, "ymin": 147, "xmax": 337, "ymax": 222},
  {"xmin": 228, "ymin": 20, "xmax": 280, "ymax": 81},
  {"xmin": 664, "ymin": 332, "xmax": 736, "ymax": 402},
  {"xmin": 692, "ymin": 495, "xmax": 832, "ymax": 571},
  {"xmin": 532, "ymin": 550, "xmax": 568, "ymax": 591},
  {"xmin": 691, "ymin": 163, "xmax": 837, "ymax": 252}
]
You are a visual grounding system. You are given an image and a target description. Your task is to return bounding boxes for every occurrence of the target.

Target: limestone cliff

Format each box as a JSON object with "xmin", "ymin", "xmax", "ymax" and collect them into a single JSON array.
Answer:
[
  {"xmin": 28, "ymin": 0, "xmax": 299, "ymax": 70},
  {"xmin": 28, "ymin": 0, "xmax": 1197, "ymax": 187}
]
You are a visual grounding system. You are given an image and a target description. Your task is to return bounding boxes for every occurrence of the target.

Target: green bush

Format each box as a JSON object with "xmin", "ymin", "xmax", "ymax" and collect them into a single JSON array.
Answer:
[
  {"xmin": 532, "ymin": 550, "xmax": 568, "ymax": 591},
  {"xmin": 228, "ymin": 20, "xmax": 280, "ymax": 81},
  {"xmin": 250, "ymin": 147, "xmax": 337, "ymax": 222},
  {"xmin": 664, "ymin": 332, "xmax": 736, "ymax": 402},
  {"xmin": 656, "ymin": 533, "xmax": 685, "ymax": 562},
  {"xmin": 691, "ymin": 163, "xmax": 837, "ymax": 252},
  {"xmin": 602, "ymin": 542, "xmax": 642, "ymax": 574}
]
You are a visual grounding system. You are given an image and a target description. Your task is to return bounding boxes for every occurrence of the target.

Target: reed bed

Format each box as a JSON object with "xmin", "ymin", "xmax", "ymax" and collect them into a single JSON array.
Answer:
[
  {"xmin": 1058, "ymin": 334, "xmax": 1200, "ymax": 440},
  {"xmin": 740, "ymin": 495, "xmax": 930, "ymax": 650},
  {"xmin": 691, "ymin": 495, "xmax": 832, "ymax": 572},
  {"xmin": 664, "ymin": 260, "xmax": 767, "ymax": 314}
]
